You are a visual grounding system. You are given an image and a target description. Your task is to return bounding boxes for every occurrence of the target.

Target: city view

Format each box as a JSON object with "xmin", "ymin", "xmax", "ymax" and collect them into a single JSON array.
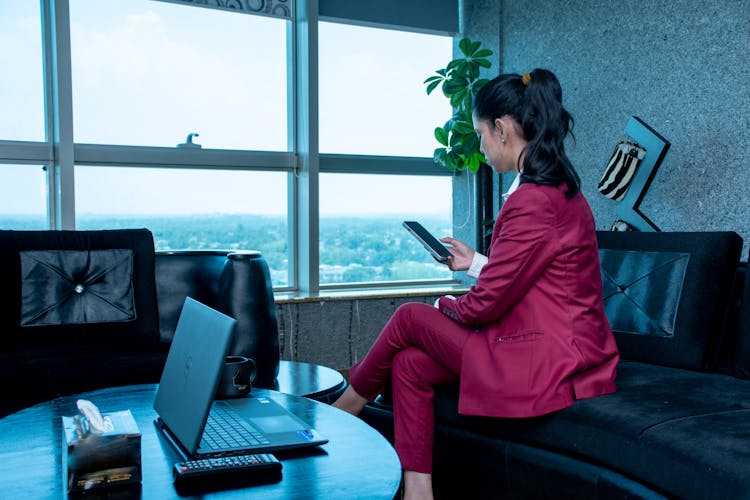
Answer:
[{"xmin": 0, "ymin": 214, "xmax": 453, "ymax": 287}]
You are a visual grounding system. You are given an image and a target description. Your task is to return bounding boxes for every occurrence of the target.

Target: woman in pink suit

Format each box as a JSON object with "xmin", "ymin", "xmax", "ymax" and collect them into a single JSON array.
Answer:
[{"xmin": 333, "ymin": 69, "xmax": 619, "ymax": 500}]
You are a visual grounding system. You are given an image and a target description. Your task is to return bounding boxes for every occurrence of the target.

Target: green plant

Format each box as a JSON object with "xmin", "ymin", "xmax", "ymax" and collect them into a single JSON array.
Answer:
[{"xmin": 424, "ymin": 38, "xmax": 493, "ymax": 172}]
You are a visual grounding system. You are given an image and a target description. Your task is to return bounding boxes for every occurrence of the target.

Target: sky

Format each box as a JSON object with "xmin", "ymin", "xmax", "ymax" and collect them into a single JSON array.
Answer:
[{"xmin": 0, "ymin": 0, "xmax": 455, "ymax": 217}]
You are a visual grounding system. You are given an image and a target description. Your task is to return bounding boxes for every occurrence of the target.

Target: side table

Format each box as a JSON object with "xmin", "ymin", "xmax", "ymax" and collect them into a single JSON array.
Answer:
[{"xmin": 273, "ymin": 360, "xmax": 347, "ymax": 404}]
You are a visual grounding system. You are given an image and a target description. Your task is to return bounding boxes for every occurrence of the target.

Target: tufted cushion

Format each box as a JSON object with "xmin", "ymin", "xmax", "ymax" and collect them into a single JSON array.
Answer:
[
  {"xmin": 596, "ymin": 231, "xmax": 742, "ymax": 370},
  {"xmin": 20, "ymin": 249, "xmax": 135, "ymax": 327}
]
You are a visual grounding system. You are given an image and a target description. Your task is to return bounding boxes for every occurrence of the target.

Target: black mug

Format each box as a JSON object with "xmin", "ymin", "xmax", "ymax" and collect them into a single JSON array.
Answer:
[{"xmin": 216, "ymin": 356, "xmax": 256, "ymax": 399}]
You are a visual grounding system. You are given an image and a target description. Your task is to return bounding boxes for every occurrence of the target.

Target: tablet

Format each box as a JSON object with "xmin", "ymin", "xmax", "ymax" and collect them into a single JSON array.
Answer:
[{"xmin": 402, "ymin": 221, "xmax": 452, "ymax": 262}]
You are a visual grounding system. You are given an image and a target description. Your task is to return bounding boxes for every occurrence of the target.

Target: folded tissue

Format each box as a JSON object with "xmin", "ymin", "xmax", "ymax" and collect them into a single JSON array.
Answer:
[{"xmin": 62, "ymin": 399, "xmax": 141, "ymax": 493}]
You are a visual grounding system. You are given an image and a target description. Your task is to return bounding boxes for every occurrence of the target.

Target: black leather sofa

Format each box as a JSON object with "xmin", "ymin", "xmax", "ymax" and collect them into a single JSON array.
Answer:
[
  {"xmin": 0, "ymin": 229, "xmax": 280, "ymax": 418},
  {"xmin": 361, "ymin": 231, "xmax": 750, "ymax": 500}
]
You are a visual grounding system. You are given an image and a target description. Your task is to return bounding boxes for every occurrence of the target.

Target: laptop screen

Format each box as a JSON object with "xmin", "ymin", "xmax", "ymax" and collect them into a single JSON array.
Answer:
[{"xmin": 153, "ymin": 297, "xmax": 237, "ymax": 454}]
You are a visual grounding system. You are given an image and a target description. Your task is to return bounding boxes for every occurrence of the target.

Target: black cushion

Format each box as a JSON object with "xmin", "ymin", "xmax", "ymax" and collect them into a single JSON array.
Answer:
[
  {"xmin": 597, "ymin": 231, "xmax": 742, "ymax": 370},
  {"xmin": 599, "ymin": 249, "xmax": 688, "ymax": 338},
  {"xmin": 20, "ymin": 249, "xmax": 135, "ymax": 327}
]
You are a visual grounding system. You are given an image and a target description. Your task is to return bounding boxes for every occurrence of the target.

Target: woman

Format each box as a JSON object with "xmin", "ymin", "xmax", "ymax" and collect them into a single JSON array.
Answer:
[{"xmin": 333, "ymin": 69, "xmax": 619, "ymax": 500}]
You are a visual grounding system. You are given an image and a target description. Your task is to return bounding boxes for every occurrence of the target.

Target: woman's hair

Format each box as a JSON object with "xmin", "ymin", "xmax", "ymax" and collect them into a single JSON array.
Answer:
[{"xmin": 473, "ymin": 68, "xmax": 580, "ymax": 198}]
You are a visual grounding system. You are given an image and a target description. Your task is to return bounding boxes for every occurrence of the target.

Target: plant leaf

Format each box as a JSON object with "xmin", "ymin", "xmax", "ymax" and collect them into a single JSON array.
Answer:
[
  {"xmin": 476, "ymin": 58, "xmax": 492, "ymax": 68},
  {"xmin": 449, "ymin": 91, "xmax": 465, "ymax": 108},
  {"xmin": 444, "ymin": 76, "xmax": 468, "ymax": 95},
  {"xmin": 458, "ymin": 38, "xmax": 472, "ymax": 56},
  {"xmin": 474, "ymin": 48, "xmax": 493, "ymax": 58},
  {"xmin": 433, "ymin": 148, "xmax": 448, "ymax": 167},
  {"xmin": 463, "ymin": 132, "xmax": 479, "ymax": 153},
  {"xmin": 434, "ymin": 126, "xmax": 448, "ymax": 146},
  {"xmin": 452, "ymin": 120, "xmax": 474, "ymax": 135},
  {"xmin": 467, "ymin": 63, "xmax": 480, "ymax": 82},
  {"xmin": 425, "ymin": 79, "xmax": 441, "ymax": 95},
  {"xmin": 446, "ymin": 59, "xmax": 462, "ymax": 72}
]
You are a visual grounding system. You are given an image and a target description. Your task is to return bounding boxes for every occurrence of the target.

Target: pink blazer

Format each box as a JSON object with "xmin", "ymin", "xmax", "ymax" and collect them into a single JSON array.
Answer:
[{"xmin": 438, "ymin": 182, "xmax": 619, "ymax": 418}]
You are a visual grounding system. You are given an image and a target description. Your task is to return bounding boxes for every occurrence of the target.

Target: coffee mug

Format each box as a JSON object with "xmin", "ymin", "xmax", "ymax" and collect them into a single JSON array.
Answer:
[{"xmin": 216, "ymin": 356, "xmax": 256, "ymax": 399}]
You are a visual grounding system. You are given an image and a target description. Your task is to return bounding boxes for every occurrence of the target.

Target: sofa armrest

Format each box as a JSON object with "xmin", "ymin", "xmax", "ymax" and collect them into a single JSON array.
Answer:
[
  {"xmin": 155, "ymin": 250, "xmax": 280, "ymax": 389},
  {"xmin": 217, "ymin": 251, "xmax": 280, "ymax": 388}
]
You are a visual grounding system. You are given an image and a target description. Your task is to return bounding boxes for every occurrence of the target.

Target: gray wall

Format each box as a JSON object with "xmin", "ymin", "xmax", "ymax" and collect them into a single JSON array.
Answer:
[{"xmin": 500, "ymin": 0, "xmax": 750, "ymax": 247}]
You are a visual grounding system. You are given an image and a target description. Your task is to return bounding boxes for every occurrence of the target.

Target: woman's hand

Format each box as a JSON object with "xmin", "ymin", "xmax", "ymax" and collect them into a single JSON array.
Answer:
[{"xmin": 440, "ymin": 237, "xmax": 475, "ymax": 271}]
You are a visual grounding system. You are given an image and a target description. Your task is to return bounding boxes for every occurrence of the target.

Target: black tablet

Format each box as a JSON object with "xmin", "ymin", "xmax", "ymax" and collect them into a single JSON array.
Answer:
[{"xmin": 402, "ymin": 221, "xmax": 452, "ymax": 262}]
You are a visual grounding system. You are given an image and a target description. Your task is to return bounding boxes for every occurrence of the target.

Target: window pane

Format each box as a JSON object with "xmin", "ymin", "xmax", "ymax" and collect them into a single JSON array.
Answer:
[
  {"xmin": 75, "ymin": 166, "xmax": 289, "ymax": 286},
  {"xmin": 319, "ymin": 22, "xmax": 452, "ymax": 157},
  {"xmin": 319, "ymin": 174, "xmax": 452, "ymax": 284},
  {"xmin": 0, "ymin": 2, "xmax": 45, "ymax": 141},
  {"xmin": 0, "ymin": 164, "xmax": 47, "ymax": 229},
  {"xmin": 70, "ymin": 0, "xmax": 288, "ymax": 151}
]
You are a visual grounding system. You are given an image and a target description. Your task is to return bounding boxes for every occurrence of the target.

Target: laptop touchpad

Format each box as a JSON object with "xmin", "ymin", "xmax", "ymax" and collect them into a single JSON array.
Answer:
[{"xmin": 252, "ymin": 415, "xmax": 304, "ymax": 434}]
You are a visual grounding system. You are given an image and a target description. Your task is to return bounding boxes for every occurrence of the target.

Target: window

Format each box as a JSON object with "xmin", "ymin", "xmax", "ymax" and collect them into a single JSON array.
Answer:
[
  {"xmin": 319, "ymin": 22, "xmax": 452, "ymax": 157},
  {"xmin": 0, "ymin": 0, "xmax": 462, "ymax": 292},
  {"xmin": 0, "ymin": 2, "xmax": 45, "ymax": 141},
  {"xmin": 70, "ymin": 0, "xmax": 288, "ymax": 151},
  {"xmin": 0, "ymin": 164, "xmax": 48, "ymax": 229},
  {"xmin": 75, "ymin": 166, "xmax": 290, "ymax": 286},
  {"xmin": 318, "ymin": 22, "xmax": 454, "ymax": 285},
  {"xmin": 319, "ymin": 173, "xmax": 452, "ymax": 284}
]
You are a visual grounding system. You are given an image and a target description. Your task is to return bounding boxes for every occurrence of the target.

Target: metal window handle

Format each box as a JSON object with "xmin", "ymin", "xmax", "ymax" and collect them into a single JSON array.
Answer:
[{"xmin": 177, "ymin": 132, "xmax": 201, "ymax": 149}]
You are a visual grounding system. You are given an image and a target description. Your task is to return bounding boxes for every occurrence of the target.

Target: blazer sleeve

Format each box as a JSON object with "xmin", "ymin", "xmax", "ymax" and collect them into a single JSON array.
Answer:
[{"xmin": 438, "ymin": 187, "xmax": 559, "ymax": 325}]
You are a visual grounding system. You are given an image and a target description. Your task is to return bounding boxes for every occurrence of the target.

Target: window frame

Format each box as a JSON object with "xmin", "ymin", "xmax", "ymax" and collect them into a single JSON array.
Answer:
[{"xmin": 0, "ymin": 0, "xmax": 461, "ymax": 295}]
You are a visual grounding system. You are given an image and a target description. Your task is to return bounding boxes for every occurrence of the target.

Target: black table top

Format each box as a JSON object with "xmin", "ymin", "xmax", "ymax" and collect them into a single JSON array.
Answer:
[
  {"xmin": 0, "ymin": 385, "xmax": 400, "ymax": 499},
  {"xmin": 274, "ymin": 360, "xmax": 347, "ymax": 402}
]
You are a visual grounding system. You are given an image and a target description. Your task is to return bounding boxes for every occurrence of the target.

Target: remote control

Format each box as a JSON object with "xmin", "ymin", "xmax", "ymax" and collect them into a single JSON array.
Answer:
[{"xmin": 173, "ymin": 453, "xmax": 281, "ymax": 482}]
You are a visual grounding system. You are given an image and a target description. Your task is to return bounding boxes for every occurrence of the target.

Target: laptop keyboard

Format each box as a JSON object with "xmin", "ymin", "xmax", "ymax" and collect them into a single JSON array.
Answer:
[{"xmin": 201, "ymin": 403, "xmax": 271, "ymax": 450}]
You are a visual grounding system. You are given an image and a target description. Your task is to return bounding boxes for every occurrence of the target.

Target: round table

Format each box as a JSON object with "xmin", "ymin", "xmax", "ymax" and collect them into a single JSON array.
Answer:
[
  {"xmin": 273, "ymin": 360, "xmax": 347, "ymax": 404},
  {"xmin": 0, "ymin": 385, "xmax": 400, "ymax": 499}
]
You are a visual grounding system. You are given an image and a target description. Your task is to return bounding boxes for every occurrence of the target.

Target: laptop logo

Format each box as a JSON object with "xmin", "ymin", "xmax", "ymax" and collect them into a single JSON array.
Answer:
[{"xmin": 183, "ymin": 356, "xmax": 193, "ymax": 381}]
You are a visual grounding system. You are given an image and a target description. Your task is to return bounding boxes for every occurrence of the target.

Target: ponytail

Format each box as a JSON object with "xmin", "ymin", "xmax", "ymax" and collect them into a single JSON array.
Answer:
[{"xmin": 473, "ymin": 69, "xmax": 580, "ymax": 198}]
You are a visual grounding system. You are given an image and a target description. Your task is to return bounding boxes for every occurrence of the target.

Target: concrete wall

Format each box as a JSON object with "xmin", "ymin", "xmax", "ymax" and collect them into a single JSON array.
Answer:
[
  {"xmin": 276, "ymin": 294, "xmax": 444, "ymax": 370},
  {"xmin": 500, "ymin": 0, "xmax": 750, "ymax": 247}
]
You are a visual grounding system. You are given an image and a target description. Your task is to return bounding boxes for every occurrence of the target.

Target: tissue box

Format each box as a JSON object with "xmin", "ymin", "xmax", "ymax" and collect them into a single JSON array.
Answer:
[{"xmin": 62, "ymin": 409, "xmax": 141, "ymax": 493}]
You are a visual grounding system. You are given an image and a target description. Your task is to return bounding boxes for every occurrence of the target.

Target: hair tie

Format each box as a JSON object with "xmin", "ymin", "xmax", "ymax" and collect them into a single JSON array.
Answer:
[{"xmin": 521, "ymin": 72, "xmax": 532, "ymax": 86}]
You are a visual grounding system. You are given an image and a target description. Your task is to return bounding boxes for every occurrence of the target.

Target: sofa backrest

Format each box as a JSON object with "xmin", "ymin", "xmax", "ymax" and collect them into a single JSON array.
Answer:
[
  {"xmin": 596, "ymin": 231, "xmax": 743, "ymax": 371},
  {"xmin": 731, "ymin": 258, "xmax": 750, "ymax": 379},
  {"xmin": 0, "ymin": 229, "xmax": 163, "ymax": 416}
]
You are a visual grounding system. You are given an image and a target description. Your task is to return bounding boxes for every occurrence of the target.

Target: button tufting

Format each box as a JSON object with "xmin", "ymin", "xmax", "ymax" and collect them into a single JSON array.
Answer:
[{"xmin": 74, "ymin": 284, "xmax": 85, "ymax": 294}]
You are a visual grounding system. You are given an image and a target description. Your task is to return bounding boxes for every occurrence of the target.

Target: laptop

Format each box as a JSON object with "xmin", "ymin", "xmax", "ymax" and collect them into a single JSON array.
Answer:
[{"xmin": 154, "ymin": 297, "xmax": 328, "ymax": 459}]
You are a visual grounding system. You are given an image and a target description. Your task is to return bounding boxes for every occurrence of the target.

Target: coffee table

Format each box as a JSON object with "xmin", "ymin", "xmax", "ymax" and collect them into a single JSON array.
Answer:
[{"xmin": 0, "ymin": 385, "xmax": 400, "ymax": 499}]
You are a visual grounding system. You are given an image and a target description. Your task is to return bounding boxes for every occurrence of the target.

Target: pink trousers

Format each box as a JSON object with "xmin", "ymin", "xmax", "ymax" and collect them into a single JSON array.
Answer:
[{"xmin": 348, "ymin": 302, "xmax": 473, "ymax": 473}]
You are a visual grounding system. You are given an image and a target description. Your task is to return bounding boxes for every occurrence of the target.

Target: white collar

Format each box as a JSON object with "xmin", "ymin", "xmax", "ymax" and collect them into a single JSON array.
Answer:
[{"xmin": 502, "ymin": 172, "xmax": 522, "ymax": 201}]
